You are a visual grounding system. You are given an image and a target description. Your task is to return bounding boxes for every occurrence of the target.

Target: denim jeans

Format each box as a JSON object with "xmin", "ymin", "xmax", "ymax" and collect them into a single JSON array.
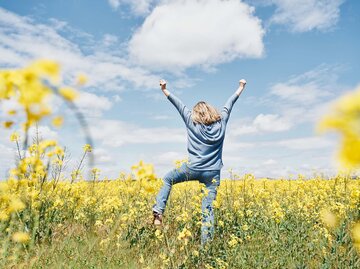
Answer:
[{"xmin": 153, "ymin": 163, "xmax": 220, "ymax": 245}]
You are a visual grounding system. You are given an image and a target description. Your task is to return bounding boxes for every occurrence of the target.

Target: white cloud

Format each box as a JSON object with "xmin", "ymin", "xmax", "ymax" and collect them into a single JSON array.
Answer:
[
  {"xmin": 226, "ymin": 65, "xmax": 345, "ymax": 137},
  {"xmin": 93, "ymin": 148, "xmax": 113, "ymax": 165},
  {"xmin": 229, "ymin": 113, "xmax": 291, "ymax": 135},
  {"xmin": 0, "ymin": 98, "xmax": 22, "ymax": 118},
  {"xmin": 229, "ymin": 123, "xmax": 258, "ymax": 135},
  {"xmin": 108, "ymin": 0, "xmax": 157, "ymax": 15},
  {"xmin": 27, "ymin": 125, "xmax": 59, "ymax": 141},
  {"xmin": 271, "ymin": 83, "xmax": 329, "ymax": 104},
  {"xmin": 223, "ymin": 141, "xmax": 255, "ymax": 153},
  {"xmin": 112, "ymin": 95, "xmax": 122, "ymax": 103},
  {"xmin": 253, "ymin": 113, "xmax": 291, "ymax": 132},
  {"xmin": 272, "ymin": 136, "xmax": 334, "ymax": 150},
  {"xmin": 0, "ymin": 143, "xmax": 14, "ymax": 178},
  {"xmin": 269, "ymin": 0, "xmax": 344, "ymax": 32},
  {"xmin": 75, "ymin": 91, "xmax": 113, "ymax": 117},
  {"xmin": 128, "ymin": 0, "xmax": 265, "ymax": 70},
  {"xmin": 90, "ymin": 119, "xmax": 186, "ymax": 147},
  {"xmin": 102, "ymin": 34, "xmax": 119, "ymax": 47},
  {"xmin": 0, "ymin": 7, "xmax": 158, "ymax": 91},
  {"xmin": 155, "ymin": 151, "xmax": 186, "ymax": 166},
  {"xmin": 270, "ymin": 65, "xmax": 340, "ymax": 104},
  {"xmin": 263, "ymin": 159, "xmax": 277, "ymax": 165},
  {"xmin": 108, "ymin": 0, "xmax": 121, "ymax": 10}
]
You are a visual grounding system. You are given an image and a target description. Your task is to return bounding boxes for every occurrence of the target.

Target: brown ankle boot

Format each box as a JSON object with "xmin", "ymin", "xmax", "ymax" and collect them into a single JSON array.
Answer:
[{"xmin": 153, "ymin": 211, "xmax": 163, "ymax": 225}]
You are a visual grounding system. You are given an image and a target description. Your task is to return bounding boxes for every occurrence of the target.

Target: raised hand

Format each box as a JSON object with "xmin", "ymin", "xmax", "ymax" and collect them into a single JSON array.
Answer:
[
  {"xmin": 235, "ymin": 79, "xmax": 247, "ymax": 96},
  {"xmin": 159, "ymin": 79, "xmax": 170, "ymax": 97},
  {"xmin": 239, "ymin": 79, "xmax": 247, "ymax": 88},
  {"xmin": 160, "ymin": 79, "xmax": 167, "ymax": 90}
]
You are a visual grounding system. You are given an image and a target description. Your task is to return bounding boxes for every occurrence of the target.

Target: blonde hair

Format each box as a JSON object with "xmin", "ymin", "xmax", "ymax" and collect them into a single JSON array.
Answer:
[{"xmin": 191, "ymin": 101, "xmax": 221, "ymax": 125}]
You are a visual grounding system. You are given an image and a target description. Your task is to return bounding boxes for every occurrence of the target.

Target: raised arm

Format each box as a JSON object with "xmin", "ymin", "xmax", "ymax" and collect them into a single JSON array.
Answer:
[
  {"xmin": 222, "ymin": 79, "xmax": 247, "ymax": 123},
  {"xmin": 160, "ymin": 79, "xmax": 192, "ymax": 126}
]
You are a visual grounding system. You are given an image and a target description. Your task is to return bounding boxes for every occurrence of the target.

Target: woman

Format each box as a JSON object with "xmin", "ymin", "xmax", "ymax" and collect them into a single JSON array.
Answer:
[{"xmin": 153, "ymin": 78, "xmax": 247, "ymax": 245}]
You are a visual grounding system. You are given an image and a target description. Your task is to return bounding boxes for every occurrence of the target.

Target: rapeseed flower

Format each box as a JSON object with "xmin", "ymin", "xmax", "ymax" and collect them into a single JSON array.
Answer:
[
  {"xmin": 3, "ymin": 121, "xmax": 14, "ymax": 128},
  {"xmin": 318, "ymin": 85, "xmax": 360, "ymax": 168},
  {"xmin": 59, "ymin": 87, "xmax": 78, "ymax": 101},
  {"xmin": 8, "ymin": 198, "xmax": 26, "ymax": 213},
  {"xmin": 52, "ymin": 116, "xmax": 64, "ymax": 127},
  {"xmin": 12, "ymin": 232, "xmax": 30, "ymax": 243},
  {"xmin": 76, "ymin": 74, "xmax": 88, "ymax": 86},
  {"xmin": 177, "ymin": 227, "xmax": 192, "ymax": 245},
  {"xmin": 83, "ymin": 144, "xmax": 92, "ymax": 152},
  {"xmin": 10, "ymin": 132, "xmax": 19, "ymax": 142},
  {"xmin": 320, "ymin": 208, "xmax": 338, "ymax": 229}
]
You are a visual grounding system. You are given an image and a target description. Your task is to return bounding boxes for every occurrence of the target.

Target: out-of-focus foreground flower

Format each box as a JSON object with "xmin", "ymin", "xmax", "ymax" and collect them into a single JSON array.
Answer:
[{"xmin": 318, "ymin": 85, "xmax": 360, "ymax": 168}]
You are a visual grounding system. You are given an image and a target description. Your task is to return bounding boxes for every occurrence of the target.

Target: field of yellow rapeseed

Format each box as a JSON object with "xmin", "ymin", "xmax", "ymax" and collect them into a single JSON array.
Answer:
[
  {"xmin": 1, "ymin": 167, "xmax": 360, "ymax": 268},
  {"xmin": 1, "ymin": 61, "xmax": 360, "ymax": 268}
]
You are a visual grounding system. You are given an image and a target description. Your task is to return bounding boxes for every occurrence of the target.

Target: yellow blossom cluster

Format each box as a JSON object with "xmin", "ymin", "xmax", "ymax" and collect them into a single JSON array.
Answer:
[
  {"xmin": 0, "ymin": 60, "xmax": 80, "ymax": 130},
  {"xmin": 318, "ymin": 85, "xmax": 360, "ymax": 168},
  {"xmin": 177, "ymin": 226, "xmax": 192, "ymax": 247},
  {"xmin": 131, "ymin": 160, "xmax": 157, "ymax": 181},
  {"xmin": 1, "ymin": 160, "xmax": 360, "ymax": 267},
  {"xmin": 9, "ymin": 139, "xmax": 64, "ymax": 180}
]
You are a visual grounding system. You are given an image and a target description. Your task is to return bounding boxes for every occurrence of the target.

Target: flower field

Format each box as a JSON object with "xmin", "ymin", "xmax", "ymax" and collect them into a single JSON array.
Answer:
[
  {"xmin": 1, "ymin": 167, "xmax": 360, "ymax": 268},
  {"xmin": 1, "ymin": 61, "xmax": 360, "ymax": 268}
]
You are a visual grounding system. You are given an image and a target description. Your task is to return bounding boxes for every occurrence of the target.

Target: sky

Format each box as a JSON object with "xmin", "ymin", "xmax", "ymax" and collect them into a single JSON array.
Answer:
[{"xmin": 0, "ymin": 0, "xmax": 359, "ymax": 179}]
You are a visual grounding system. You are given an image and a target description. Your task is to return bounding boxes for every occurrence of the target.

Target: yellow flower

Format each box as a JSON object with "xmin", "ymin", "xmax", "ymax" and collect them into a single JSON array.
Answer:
[
  {"xmin": 8, "ymin": 198, "xmax": 26, "ymax": 213},
  {"xmin": 95, "ymin": 220, "xmax": 103, "ymax": 227},
  {"xmin": 246, "ymin": 209, "xmax": 253, "ymax": 216},
  {"xmin": 76, "ymin": 74, "xmax": 88, "ymax": 86},
  {"xmin": 192, "ymin": 250, "xmax": 199, "ymax": 257},
  {"xmin": 318, "ymin": 85, "xmax": 360, "ymax": 168},
  {"xmin": 12, "ymin": 232, "xmax": 30, "ymax": 243},
  {"xmin": 29, "ymin": 59, "xmax": 60, "ymax": 83},
  {"xmin": 91, "ymin": 168, "xmax": 100, "ymax": 174},
  {"xmin": 83, "ymin": 144, "xmax": 92, "ymax": 153},
  {"xmin": 54, "ymin": 146, "xmax": 64, "ymax": 157},
  {"xmin": 213, "ymin": 200, "xmax": 220, "ymax": 208},
  {"xmin": 139, "ymin": 255, "xmax": 144, "ymax": 264},
  {"xmin": 177, "ymin": 227, "xmax": 192, "ymax": 244},
  {"xmin": 320, "ymin": 208, "xmax": 338, "ymax": 229},
  {"xmin": 228, "ymin": 235, "xmax": 238, "ymax": 248},
  {"xmin": 131, "ymin": 160, "xmax": 157, "ymax": 181},
  {"xmin": 59, "ymin": 87, "xmax": 78, "ymax": 101},
  {"xmin": 174, "ymin": 158, "xmax": 188, "ymax": 169},
  {"xmin": 54, "ymin": 158, "xmax": 63, "ymax": 166},
  {"xmin": 155, "ymin": 229, "xmax": 164, "ymax": 240},
  {"xmin": 0, "ymin": 211, "xmax": 9, "ymax": 221},
  {"xmin": 3, "ymin": 121, "xmax": 14, "ymax": 128},
  {"xmin": 10, "ymin": 132, "xmax": 19, "ymax": 142},
  {"xmin": 52, "ymin": 116, "xmax": 64, "ymax": 127}
]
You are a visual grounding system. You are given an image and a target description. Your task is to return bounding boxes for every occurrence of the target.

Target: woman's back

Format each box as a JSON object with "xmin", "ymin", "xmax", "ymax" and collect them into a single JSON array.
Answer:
[
  {"xmin": 167, "ymin": 92, "xmax": 239, "ymax": 171},
  {"xmin": 186, "ymin": 120, "xmax": 227, "ymax": 170}
]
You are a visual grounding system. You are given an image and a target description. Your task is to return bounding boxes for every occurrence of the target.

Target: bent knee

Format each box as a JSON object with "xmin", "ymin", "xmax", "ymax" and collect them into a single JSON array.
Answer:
[{"xmin": 162, "ymin": 176, "xmax": 176, "ymax": 186}]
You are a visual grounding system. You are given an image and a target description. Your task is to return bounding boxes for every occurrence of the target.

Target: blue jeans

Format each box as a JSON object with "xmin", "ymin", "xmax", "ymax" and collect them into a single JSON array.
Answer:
[{"xmin": 153, "ymin": 163, "xmax": 220, "ymax": 245}]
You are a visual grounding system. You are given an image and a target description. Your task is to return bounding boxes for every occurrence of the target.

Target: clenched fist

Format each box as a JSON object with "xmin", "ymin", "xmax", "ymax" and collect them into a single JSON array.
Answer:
[{"xmin": 159, "ymin": 79, "xmax": 167, "ymax": 90}]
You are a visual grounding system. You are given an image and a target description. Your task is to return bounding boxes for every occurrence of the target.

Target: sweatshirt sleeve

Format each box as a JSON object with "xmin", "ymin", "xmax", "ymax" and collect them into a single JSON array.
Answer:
[
  {"xmin": 221, "ymin": 93, "xmax": 239, "ymax": 123},
  {"xmin": 167, "ymin": 93, "xmax": 192, "ymax": 127}
]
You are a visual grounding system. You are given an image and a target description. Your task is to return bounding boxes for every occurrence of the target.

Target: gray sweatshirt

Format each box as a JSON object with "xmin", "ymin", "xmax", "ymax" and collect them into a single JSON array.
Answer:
[{"xmin": 167, "ymin": 92, "xmax": 239, "ymax": 171}]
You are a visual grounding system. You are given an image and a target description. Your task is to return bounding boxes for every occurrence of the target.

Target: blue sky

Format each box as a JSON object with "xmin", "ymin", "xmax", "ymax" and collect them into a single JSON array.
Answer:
[{"xmin": 0, "ymin": 0, "xmax": 359, "ymax": 179}]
